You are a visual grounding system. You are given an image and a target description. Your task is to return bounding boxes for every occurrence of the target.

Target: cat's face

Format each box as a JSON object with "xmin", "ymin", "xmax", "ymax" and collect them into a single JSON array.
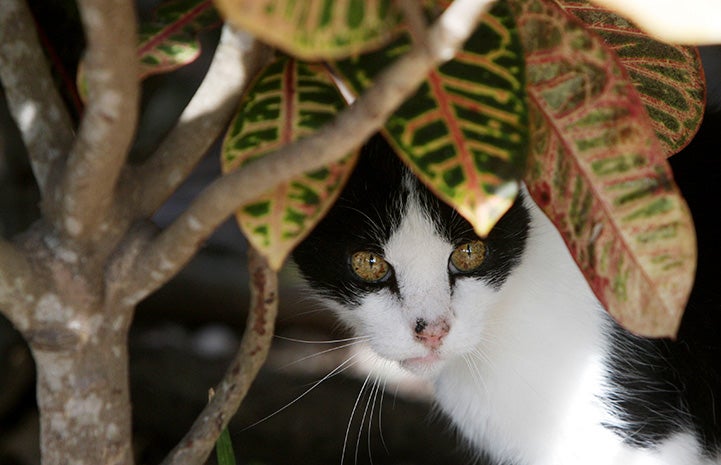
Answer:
[{"xmin": 293, "ymin": 136, "xmax": 529, "ymax": 377}]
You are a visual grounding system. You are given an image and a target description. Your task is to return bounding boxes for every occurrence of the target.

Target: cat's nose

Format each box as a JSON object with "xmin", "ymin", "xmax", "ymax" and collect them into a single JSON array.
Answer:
[{"xmin": 414, "ymin": 318, "xmax": 450, "ymax": 349}]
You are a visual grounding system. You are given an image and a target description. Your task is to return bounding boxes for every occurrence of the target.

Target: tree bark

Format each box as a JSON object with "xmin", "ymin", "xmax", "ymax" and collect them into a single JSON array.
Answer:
[
  {"xmin": 31, "ymin": 313, "xmax": 134, "ymax": 465},
  {"xmin": 11, "ymin": 223, "xmax": 136, "ymax": 465}
]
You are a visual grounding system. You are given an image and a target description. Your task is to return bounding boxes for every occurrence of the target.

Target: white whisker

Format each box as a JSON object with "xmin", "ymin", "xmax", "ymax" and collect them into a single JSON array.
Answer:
[
  {"xmin": 276, "ymin": 339, "xmax": 370, "ymax": 371},
  {"xmin": 366, "ymin": 374, "xmax": 385, "ymax": 465},
  {"xmin": 359, "ymin": 374, "xmax": 384, "ymax": 465},
  {"xmin": 343, "ymin": 370, "xmax": 374, "ymax": 465},
  {"xmin": 275, "ymin": 334, "xmax": 369, "ymax": 344},
  {"xmin": 242, "ymin": 352, "xmax": 364, "ymax": 432},
  {"xmin": 378, "ymin": 377, "xmax": 390, "ymax": 454},
  {"xmin": 463, "ymin": 351, "xmax": 489, "ymax": 398}
]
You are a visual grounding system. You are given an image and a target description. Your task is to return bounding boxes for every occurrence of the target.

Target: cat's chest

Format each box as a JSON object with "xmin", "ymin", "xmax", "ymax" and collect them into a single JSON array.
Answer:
[{"xmin": 432, "ymin": 326, "xmax": 616, "ymax": 465}]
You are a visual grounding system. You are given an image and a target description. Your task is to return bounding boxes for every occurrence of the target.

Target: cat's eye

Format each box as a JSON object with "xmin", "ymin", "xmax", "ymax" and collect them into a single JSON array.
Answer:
[
  {"xmin": 350, "ymin": 251, "xmax": 391, "ymax": 283},
  {"xmin": 449, "ymin": 240, "xmax": 486, "ymax": 273}
]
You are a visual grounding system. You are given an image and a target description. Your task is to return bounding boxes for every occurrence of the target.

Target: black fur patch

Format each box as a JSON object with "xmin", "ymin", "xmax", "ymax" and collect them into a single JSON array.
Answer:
[
  {"xmin": 602, "ymin": 113, "xmax": 721, "ymax": 457},
  {"xmin": 292, "ymin": 135, "xmax": 409, "ymax": 305}
]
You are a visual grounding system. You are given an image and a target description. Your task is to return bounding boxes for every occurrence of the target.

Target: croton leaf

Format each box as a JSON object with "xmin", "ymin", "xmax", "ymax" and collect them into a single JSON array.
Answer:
[
  {"xmin": 511, "ymin": 0, "xmax": 697, "ymax": 337},
  {"xmin": 557, "ymin": 0, "xmax": 705, "ymax": 155},
  {"xmin": 212, "ymin": 0, "xmax": 402, "ymax": 60},
  {"xmin": 332, "ymin": 0, "xmax": 528, "ymax": 236},
  {"xmin": 221, "ymin": 56, "xmax": 358, "ymax": 270},
  {"xmin": 138, "ymin": 0, "xmax": 221, "ymax": 79},
  {"xmin": 76, "ymin": 0, "xmax": 220, "ymax": 99}
]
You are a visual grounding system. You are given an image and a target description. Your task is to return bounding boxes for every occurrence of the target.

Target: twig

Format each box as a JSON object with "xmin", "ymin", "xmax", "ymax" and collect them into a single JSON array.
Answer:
[
  {"xmin": 122, "ymin": 0, "xmax": 494, "ymax": 304},
  {"xmin": 51, "ymin": 0, "xmax": 139, "ymax": 240},
  {"xmin": 0, "ymin": 238, "xmax": 42, "ymax": 333},
  {"xmin": 396, "ymin": 0, "xmax": 428, "ymax": 43},
  {"xmin": 127, "ymin": 26, "xmax": 271, "ymax": 219},
  {"xmin": 0, "ymin": 0, "xmax": 74, "ymax": 194},
  {"xmin": 160, "ymin": 247, "xmax": 278, "ymax": 465}
]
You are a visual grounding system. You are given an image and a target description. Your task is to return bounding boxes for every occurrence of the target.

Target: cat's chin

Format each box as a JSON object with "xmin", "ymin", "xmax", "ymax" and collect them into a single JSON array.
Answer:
[{"xmin": 399, "ymin": 353, "xmax": 445, "ymax": 378}]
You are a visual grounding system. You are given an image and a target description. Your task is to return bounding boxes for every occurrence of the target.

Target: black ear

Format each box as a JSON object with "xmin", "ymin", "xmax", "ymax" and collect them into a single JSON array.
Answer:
[{"xmin": 340, "ymin": 134, "xmax": 408, "ymax": 202}]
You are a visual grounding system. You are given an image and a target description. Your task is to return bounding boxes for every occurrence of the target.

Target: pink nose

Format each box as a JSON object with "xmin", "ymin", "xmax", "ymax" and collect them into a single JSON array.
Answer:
[{"xmin": 414, "ymin": 318, "xmax": 450, "ymax": 349}]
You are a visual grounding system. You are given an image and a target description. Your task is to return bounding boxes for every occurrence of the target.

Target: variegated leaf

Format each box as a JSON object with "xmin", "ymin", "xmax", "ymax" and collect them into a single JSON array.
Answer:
[
  {"xmin": 333, "ymin": 1, "xmax": 528, "ymax": 236},
  {"xmin": 558, "ymin": 0, "xmax": 705, "ymax": 154},
  {"xmin": 221, "ymin": 56, "xmax": 357, "ymax": 270},
  {"xmin": 512, "ymin": 0, "xmax": 697, "ymax": 337},
  {"xmin": 138, "ymin": 0, "xmax": 221, "ymax": 79},
  {"xmin": 77, "ymin": 0, "xmax": 220, "ymax": 99},
  {"xmin": 213, "ymin": 0, "xmax": 402, "ymax": 60}
]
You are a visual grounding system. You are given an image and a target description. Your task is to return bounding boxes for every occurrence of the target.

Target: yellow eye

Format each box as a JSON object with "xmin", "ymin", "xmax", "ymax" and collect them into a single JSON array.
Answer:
[
  {"xmin": 351, "ymin": 251, "xmax": 391, "ymax": 283},
  {"xmin": 449, "ymin": 240, "xmax": 486, "ymax": 273}
]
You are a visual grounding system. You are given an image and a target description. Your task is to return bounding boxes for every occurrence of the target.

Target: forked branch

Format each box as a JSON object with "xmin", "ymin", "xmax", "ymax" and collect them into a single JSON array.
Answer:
[{"xmin": 51, "ymin": 0, "xmax": 139, "ymax": 240}]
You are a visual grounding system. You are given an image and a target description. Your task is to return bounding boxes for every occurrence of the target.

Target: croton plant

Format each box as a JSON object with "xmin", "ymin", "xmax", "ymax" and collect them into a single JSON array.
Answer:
[{"xmin": 138, "ymin": 0, "xmax": 705, "ymax": 338}]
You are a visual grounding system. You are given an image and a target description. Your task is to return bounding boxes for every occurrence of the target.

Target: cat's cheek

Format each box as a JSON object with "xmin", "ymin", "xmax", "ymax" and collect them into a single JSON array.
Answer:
[{"xmin": 443, "ymin": 280, "xmax": 502, "ymax": 356}]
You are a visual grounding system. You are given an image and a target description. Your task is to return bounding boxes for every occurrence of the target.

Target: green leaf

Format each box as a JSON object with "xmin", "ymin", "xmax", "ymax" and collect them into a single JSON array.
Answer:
[
  {"xmin": 512, "ymin": 0, "xmax": 696, "ymax": 337},
  {"xmin": 77, "ymin": 0, "xmax": 220, "ymax": 96},
  {"xmin": 213, "ymin": 0, "xmax": 402, "ymax": 60},
  {"xmin": 138, "ymin": 0, "xmax": 221, "ymax": 79},
  {"xmin": 557, "ymin": 0, "xmax": 705, "ymax": 155},
  {"xmin": 215, "ymin": 427, "xmax": 237, "ymax": 465},
  {"xmin": 221, "ymin": 56, "xmax": 358, "ymax": 270},
  {"xmin": 332, "ymin": 1, "xmax": 529, "ymax": 236}
]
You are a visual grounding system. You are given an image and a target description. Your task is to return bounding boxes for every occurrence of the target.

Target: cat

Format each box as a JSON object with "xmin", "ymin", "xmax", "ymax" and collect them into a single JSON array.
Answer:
[{"xmin": 292, "ymin": 134, "xmax": 721, "ymax": 465}]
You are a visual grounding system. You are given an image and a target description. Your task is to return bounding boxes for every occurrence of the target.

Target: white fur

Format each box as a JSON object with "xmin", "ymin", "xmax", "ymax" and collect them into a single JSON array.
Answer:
[{"xmin": 325, "ymin": 192, "xmax": 716, "ymax": 465}]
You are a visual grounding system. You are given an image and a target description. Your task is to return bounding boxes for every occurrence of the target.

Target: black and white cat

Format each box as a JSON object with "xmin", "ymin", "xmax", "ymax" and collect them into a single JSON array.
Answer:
[{"xmin": 292, "ymin": 135, "xmax": 721, "ymax": 465}]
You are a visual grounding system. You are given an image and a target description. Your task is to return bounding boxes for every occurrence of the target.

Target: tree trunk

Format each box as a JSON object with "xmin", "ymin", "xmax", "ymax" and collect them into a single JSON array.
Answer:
[
  {"xmin": 12, "ymin": 223, "xmax": 138, "ymax": 465},
  {"xmin": 30, "ymin": 305, "xmax": 135, "ymax": 465}
]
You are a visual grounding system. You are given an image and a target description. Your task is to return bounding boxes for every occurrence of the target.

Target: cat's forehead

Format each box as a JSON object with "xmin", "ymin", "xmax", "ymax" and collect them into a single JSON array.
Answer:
[{"xmin": 334, "ymin": 138, "xmax": 472, "ymax": 246}]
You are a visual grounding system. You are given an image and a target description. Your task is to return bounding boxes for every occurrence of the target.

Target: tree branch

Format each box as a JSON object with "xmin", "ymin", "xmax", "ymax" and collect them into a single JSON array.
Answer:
[
  {"xmin": 397, "ymin": 0, "xmax": 428, "ymax": 43},
  {"xmin": 0, "ymin": 0, "xmax": 74, "ymax": 194},
  {"xmin": 122, "ymin": 0, "xmax": 496, "ymax": 305},
  {"xmin": 0, "ymin": 238, "xmax": 42, "ymax": 333},
  {"xmin": 126, "ymin": 26, "xmax": 271, "ymax": 219},
  {"xmin": 160, "ymin": 247, "xmax": 278, "ymax": 465},
  {"xmin": 49, "ymin": 0, "xmax": 139, "ymax": 240}
]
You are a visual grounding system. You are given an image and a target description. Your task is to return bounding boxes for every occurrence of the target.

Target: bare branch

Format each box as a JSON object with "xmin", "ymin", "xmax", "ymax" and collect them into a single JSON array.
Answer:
[
  {"xmin": 122, "ymin": 0, "xmax": 495, "ymax": 305},
  {"xmin": 50, "ymin": 0, "xmax": 139, "ymax": 240},
  {"xmin": 126, "ymin": 26, "xmax": 271, "ymax": 219},
  {"xmin": 0, "ymin": 238, "xmax": 41, "ymax": 332},
  {"xmin": 396, "ymin": 0, "xmax": 429, "ymax": 43},
  {"xmin": 161, "ymin": 247, "xmax": 278, "ymax": 465},
  {"xmin": 0, "ymin": 0, "xmax": 74, "ymax": 194}
]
